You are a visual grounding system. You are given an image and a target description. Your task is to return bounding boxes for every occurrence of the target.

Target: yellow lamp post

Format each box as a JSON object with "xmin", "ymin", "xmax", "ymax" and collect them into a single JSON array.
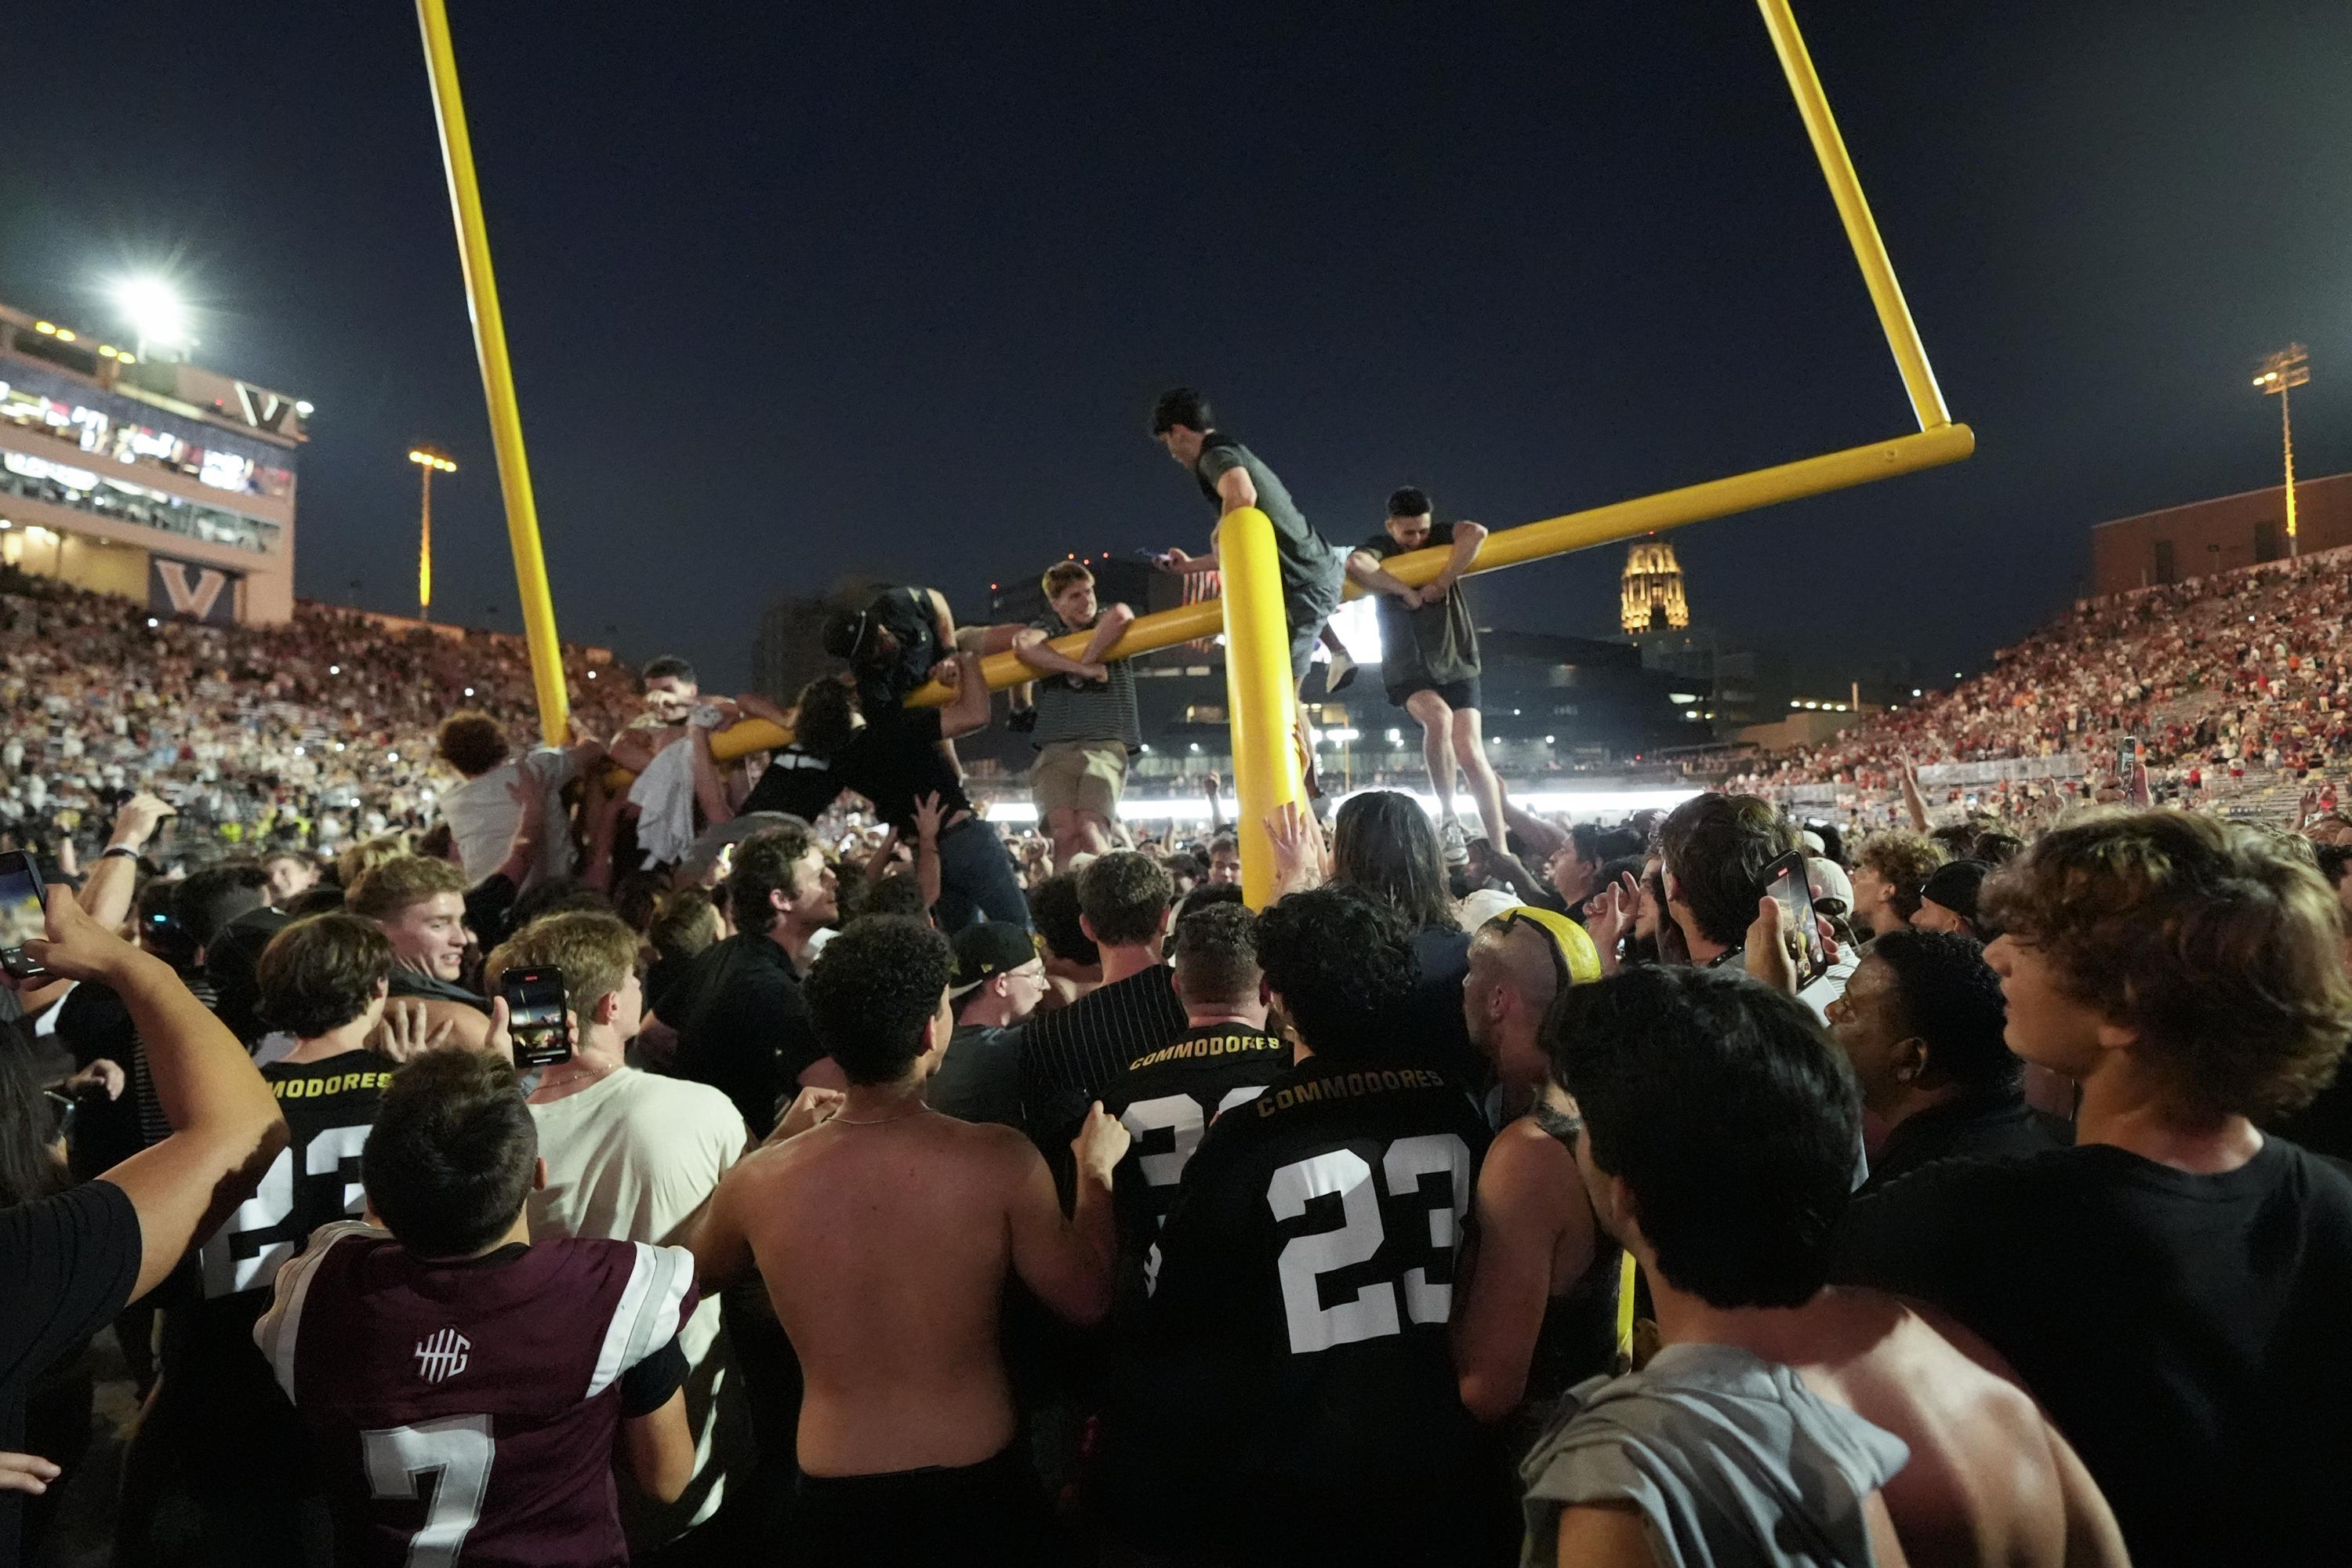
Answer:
[
  {"xmin": 2252, "ymin": 345, "xmax": 2310, "ymax": 557},
  {"xmin": 406, "ymin": 448, "xmax": 457, "ymax": 622}
]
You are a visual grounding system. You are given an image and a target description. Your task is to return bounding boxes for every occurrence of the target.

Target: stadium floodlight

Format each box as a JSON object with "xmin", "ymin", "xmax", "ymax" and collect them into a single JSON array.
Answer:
[
  {"xmin": 111, "ymin": 276, "xmax": 190, "ymax": 359},
  {"xmin": 2252, "ymin": 345, "xmax": 2310, "ymax": 557},
  {"xmin": 408, "ymin": 446, "xmax": 458, "ymax": 620}
]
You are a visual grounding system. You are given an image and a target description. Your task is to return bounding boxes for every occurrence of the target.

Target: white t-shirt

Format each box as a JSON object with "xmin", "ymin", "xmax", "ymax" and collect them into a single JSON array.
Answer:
[
  {"xmin": 528, "ymin": 1067, "xmax": 750, "ymax": 1543},
  {"xmin": 439, "ymin": 748, "xmax": 581, "ymax": 890}
]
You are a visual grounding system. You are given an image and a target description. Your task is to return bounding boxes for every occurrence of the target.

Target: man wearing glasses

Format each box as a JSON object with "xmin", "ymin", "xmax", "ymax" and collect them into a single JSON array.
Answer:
[{"xmin": 927, "ymin": 923, "xmax": 1051, "ymax": 1127}]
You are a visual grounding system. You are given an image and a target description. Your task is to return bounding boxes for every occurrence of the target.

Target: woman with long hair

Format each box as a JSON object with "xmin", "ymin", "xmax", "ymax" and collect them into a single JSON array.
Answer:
[
  {"xmin": 1329, "ymin": 791, "xmax": 1458, "ymax": 930},
  {"xmin": 1325, "ymin": 791, "xmax": 1480, "ymax": 1082}
]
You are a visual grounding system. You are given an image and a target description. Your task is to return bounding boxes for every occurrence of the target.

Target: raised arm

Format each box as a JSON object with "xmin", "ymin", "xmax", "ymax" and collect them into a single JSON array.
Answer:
[
  {"xmin": 1004, "ymin": 1106, "xmax": 1128, "ymax": 1326},
  {"xmin": 1898, "ymin": 757, "xmax": 1931, "ymax": 833},
  {"xmin": 911, "ymin": 793, "xmax": 958, "ymax": 914},
  {"xmin": 1152, "ymin": 548, "xmax": 1222, "ymax": 577},
  {"xmin": 488, "ymin": 768, "xmax": 549, "ymax": 888},
  {"xmin": 1501, "ymin": 799, "xmax": 1569, "ymax": 866},
  {"xmin": 82, "ymin": 792, "xmax": 174, "ymax": 929},
  {"xmin": 938, "ymin": 652, "xmax": 994, "ymax": 741},
  {"xmin": 22, "ymin": 890, "xmax": 286, "ymax": 1300},
  {"xmin": 732, "ymin": 691, "xmax": 793, "ymax": 728}
]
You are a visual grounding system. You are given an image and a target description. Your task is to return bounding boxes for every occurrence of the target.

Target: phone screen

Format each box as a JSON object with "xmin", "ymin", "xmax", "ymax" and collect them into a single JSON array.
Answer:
[
  {"xmin": 0, "ymin": 851, "xmax": 49, "ymax": 980},
  {"xmin": 1762, "ymin": 850, "xmax": 1830, "ymax": 989},
  {"xmin": 499, "ymin": 967, "xmax": 573, "ymax": 1068},
  {"xmin": 2118, "ymin": 736, "xmax": 2139, "ymax": 784}
]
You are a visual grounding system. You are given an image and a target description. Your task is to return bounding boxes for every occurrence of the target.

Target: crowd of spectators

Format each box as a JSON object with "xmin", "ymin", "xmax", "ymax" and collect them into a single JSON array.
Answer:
[
  {"xmin": 0, "ymin": 568, "xmax": 634, "ymax": 870},
  {"xmin": 2, "ymin": 548, "xmax": 2350, "ymax": 1566},
  {"xmin": 1739, "ymin": 543, "xmax": 2352, "ymax": 820}
]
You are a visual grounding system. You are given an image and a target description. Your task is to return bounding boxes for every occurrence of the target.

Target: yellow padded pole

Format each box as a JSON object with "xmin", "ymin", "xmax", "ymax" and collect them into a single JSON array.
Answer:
[
  {"xmin": 1214, "ymin": 509, "xmax": 1305, "ymax": 908},
  {"xmin": 1756, "ymin": 0, "xmax": 1951, "ymax": 433},
  {"xmin": 416, "ymin": 0, "xmax": 571, "ymax": 746},
  {"xmin": 698, "ymin": 424, "xmax": 1973, "ymax": 768}
]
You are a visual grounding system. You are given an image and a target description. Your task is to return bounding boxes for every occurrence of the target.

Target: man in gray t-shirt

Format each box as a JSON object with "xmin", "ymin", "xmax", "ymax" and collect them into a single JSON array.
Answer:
[
  {"xmin": 1148, "ymin": 387, "xmax": 1361, "ymax": 695},
  {"xmin": 1523, "ymin": 966, "xmax": 2129, "ymax": 1566}
]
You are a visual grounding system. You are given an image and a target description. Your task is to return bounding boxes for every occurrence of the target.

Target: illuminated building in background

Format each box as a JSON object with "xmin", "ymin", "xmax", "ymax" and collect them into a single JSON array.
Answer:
[
  {"xmin": 1620, "ymin": 538, "xmax": 1690, "ymax": 633},
  {"xmin": 0, "ymin": 297, "xmax": 308, "ymax": 625}
]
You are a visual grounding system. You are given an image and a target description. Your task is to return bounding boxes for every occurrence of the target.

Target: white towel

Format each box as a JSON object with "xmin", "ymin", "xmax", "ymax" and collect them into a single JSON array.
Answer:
[{"xmin": 627, "ymin": 739, "xmax": 699, "ymax": 868}]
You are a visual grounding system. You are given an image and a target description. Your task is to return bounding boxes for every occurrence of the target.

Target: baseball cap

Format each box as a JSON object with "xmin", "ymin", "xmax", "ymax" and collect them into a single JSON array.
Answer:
[
  {"xmin": 1457, "ymin": 887, "xmax": 1519, "ymax": 933},
  {"xmin": 949, "ymin": 922, "xmax": 1040, "ymax": 1000},
  {"xmin": 1806, "ymin": 856, "xmax": 1855, "ymax": 913},
  {"xmin": 822, "ymin": 606, "xmax": 877, "ymax": 664},
  {"xmin": 1919, "ymin": 859, "xmax": 1991, "ymax": 924}
]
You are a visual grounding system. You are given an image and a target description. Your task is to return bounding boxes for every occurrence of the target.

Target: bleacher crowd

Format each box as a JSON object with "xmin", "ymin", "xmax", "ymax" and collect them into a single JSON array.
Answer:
[
  {"xmin": 1741, "ymin": 543, "xmax": 2352, "ymax": 826},
  {"xmin": 2, "ymin": 515, "xmax": 2350, "ymax": 1566}
]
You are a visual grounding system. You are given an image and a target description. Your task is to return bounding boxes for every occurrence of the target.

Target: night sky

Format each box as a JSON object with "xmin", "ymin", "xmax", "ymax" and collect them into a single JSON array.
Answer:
[{"xmin": 5, "ymin": 2, "xmax": 2349, "ymax": 693}]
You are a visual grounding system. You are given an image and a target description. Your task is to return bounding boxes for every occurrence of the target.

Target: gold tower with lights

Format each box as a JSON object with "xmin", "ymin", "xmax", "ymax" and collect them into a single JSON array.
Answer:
[{"xmin": 1621, "ymin": 538, "xmax": 1690, "ymax": 633}]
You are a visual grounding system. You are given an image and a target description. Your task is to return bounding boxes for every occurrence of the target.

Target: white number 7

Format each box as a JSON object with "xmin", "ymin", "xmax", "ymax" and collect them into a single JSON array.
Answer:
[{"xmin": 363, "ymin": 1414, "xmax": 493, "ymax": 1568}]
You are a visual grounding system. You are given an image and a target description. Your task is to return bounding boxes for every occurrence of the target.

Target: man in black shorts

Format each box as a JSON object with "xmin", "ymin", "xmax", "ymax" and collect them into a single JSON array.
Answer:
[{"xmin": 1348, "ymin": 487, "xmax": 1507, "ymax": 867}]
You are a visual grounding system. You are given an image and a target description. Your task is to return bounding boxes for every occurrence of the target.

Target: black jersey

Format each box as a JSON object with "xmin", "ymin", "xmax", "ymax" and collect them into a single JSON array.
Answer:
[
  {"xmin": 155, "ymin": 1051, "xmax": 394, "ymax": 1488},
  {"xmin": 1101, "ymin": 1022, "xmax": 1290, "ymax": 1236},
  {"xmin": 1107, "ymin": 1051, "xmax": 1494, "ymax": 1560}
]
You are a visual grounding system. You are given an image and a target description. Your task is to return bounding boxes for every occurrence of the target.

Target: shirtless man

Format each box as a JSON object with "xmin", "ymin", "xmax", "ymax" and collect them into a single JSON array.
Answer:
[
  {"xmin": 1452, "ymin": 907, "xmax": 1613, "ymax": 1436},
  {"xmin": 1523, "ymin": 965, "xmax": 2125, "ymax": 1568},
  {"xmin": 689, "ymin": 914, "xmax": 1129, "ymax": 1563},
  {"xmin": 606, "ymin": 654, "xmax": 704, "ymax": 775}
]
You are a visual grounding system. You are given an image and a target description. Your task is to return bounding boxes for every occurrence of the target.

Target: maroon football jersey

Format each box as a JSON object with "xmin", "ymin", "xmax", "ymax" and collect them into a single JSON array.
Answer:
[{"xmin": 256, "ymin": 1221, "xmax": 696, "ymax": 1568}]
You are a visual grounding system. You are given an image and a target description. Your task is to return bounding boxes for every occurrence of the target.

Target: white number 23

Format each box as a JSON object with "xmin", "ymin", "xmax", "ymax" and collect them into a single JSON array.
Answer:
[{"xmin": 1267, "ymin": 1134, "xmax": 1470, "ymax": 1355}]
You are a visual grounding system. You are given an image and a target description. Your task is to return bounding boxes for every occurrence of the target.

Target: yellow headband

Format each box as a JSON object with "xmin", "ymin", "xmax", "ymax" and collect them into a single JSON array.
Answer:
[{"xmin": 1491, "ymin": 904, "xmax": 1603, "ymax": 985}]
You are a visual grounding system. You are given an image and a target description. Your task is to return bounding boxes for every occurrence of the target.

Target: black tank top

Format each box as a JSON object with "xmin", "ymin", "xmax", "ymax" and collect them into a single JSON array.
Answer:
[{"xmin": 1521, "ymin": 1103, "xmax": 1622, "ymax": 1418}]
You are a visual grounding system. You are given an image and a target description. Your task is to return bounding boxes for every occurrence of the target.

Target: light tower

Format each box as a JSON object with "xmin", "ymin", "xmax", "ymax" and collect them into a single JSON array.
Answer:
[
  {"xmin": 407, "ymin": 448, "xmax": 458, "ymax": 621},
  {"xmin": 110, "ymin": 276, "xmax": 191, "ymax": 362},
  {"xmin": 1621, "ymin": 538, "xmax": 1691, "ymax": 634},
  {"xmin": 2252, "ymin": 344, "xmax": 2310, "ymax": 557}
]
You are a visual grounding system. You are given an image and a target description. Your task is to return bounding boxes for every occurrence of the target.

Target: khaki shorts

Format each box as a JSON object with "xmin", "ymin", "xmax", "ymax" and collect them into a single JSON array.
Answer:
[{"xmin": 1032, "ymin": 741, "xmax": 1127, "ymax": 820}]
